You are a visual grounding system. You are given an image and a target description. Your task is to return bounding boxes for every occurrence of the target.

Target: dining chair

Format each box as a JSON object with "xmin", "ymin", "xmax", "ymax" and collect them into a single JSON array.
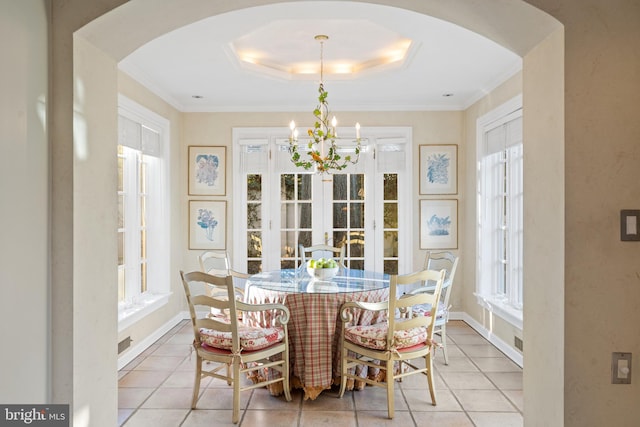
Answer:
[
  {"xmin": 338, "ymin": 268, "xmax": 445, "ymax": 419},
  {"xmin": 180, "ymin": 270, "xmax": 292, "ymax": 424},
  {"xmin": 299, "ymin": 243, "xmax": 345, "ymax": 268},
  {"xmin": 198, "ymin": 250, "xmax": 249, "ymax": 318},
  {"xmin": 410, "ymin": 250, "xmax": 460, "ymax": 365},
  {"xmin": 198, "ymin": 250, "xmax": 230, "ymax": 276}
]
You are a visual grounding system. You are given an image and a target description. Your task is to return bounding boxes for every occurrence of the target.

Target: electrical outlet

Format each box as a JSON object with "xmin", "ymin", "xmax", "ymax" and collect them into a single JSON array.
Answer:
[{"xmin": 611, "ymin": 352, "xmax": 632, "ymax": 384}]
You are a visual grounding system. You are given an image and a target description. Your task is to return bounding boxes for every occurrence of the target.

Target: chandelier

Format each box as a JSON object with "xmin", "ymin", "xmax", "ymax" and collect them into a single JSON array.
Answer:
[{"xmin": 288, "ymin": 35, "xmax": 361, "ymax": 174}]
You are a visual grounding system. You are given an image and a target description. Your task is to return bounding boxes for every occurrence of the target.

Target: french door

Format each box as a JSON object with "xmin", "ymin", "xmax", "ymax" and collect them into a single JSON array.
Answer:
[{"xmin": 233, "ymin": 127, "xmax": 411, "ymax": 275}]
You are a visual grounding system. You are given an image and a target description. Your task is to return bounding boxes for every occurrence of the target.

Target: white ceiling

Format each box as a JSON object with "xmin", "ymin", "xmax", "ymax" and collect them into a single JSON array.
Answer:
[{"xmin": 118, "ymin": 1, "xmax": 522, "ymax": 113}]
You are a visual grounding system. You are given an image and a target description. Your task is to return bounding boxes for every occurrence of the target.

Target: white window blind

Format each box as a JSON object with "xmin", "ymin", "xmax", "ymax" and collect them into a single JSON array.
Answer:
[
  {"xmin": 376, "ymin": 138, "xmax": 406, "ymax": 172},
  {"xmin": 119, "ymin": 115, "xmax": 161, "ymax": 157},
  {"xmin": 239, "ymin": 139, "xmax": 269, "ymax": 173}
]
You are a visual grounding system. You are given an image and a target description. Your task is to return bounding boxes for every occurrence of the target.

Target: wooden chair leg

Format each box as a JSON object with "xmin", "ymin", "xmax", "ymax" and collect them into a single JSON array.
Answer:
[
  {"xmin": 191, "ymin": 355, "xmax": 202, "ymax": 409},
  {"xmin": 282, "ymin": 350, "xmax": 292, "ymax": 402},
  {"xmin": 426, "ymin": 352, "xmax": 437, "ymax": 405},
  {"xmin": 338, "ymin": 346, "xmax": 348, "ymax": 398},
  {"xmin": 440, "ymin": 323, "xmax": 449, "ymax": 365},
  {"xmin": 386, "ymin": 359, "xmax": 395, "ymax": 419},
  {"xmin": 232, "ymin": 360, "xmax": 241, "ymax": 424}
]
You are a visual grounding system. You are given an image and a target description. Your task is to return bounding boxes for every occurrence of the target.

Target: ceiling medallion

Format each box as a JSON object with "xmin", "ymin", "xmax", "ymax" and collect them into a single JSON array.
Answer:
[{"xmin": 288, "ymin": 35, "xmax": 361, "ymax": 174}]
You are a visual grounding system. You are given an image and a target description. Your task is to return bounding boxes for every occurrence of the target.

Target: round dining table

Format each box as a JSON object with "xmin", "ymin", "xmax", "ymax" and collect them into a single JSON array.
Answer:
[{"xmin": 244, "ymin": 267, "xmax": 390, "ymax": 400}]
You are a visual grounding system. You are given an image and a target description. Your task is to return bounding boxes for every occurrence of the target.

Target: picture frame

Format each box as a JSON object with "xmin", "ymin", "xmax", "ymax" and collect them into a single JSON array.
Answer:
[
  {"xmin": 419, "ymin": 144, "xmax": 458, "ymax": 195},
  {"xmin": 188, "ymin": 146, "xmax": 226, "ymax": 196},
  {"xmin": 420, "ymin": 199, "xmax": 458, "ymax": 249},
  {"xmin": 189, "ymin": 200, "xmax": 227, "ymax": 250},
  {"xmin": 620, "ymin": 209, "xmax": 640, "ymax": 241}
]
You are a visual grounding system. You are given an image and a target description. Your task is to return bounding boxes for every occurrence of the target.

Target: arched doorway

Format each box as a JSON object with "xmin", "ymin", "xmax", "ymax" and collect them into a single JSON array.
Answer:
[{"xmin": 60, "ymin": 1, "xmax": 564, "ymax": 425}]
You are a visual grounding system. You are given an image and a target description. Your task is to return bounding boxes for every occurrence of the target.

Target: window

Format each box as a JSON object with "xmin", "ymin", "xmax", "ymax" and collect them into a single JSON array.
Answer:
[
  {"xmin": 476, "ymin": 96, "xmax": 523, "ymax": 328},
  {"xmin": 232, "ymin": 127, "xmax": 412, "ymax": 275},
  {"xmin": 117, "ymin": 95, "xmax": 171, "ymax": 329}
]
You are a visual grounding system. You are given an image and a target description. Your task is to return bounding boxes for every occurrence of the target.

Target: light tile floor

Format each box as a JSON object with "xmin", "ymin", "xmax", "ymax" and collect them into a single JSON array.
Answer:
[{"xmin": 118, "ymin": 320, "xmax": 523, "ymax": 426}]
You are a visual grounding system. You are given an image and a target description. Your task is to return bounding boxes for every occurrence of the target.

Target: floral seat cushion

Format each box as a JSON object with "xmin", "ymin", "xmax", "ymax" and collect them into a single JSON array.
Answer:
[
  {"xmin": 199, "ymin": 325, "xmax": 284, "ymax": 351},
  {"xmin": 344, "ymin": 322, "xmax": 427, "ymax": 350},
  {"xmin": 411, "ymin": 302, "xmax": 448, "ymax": 319}
]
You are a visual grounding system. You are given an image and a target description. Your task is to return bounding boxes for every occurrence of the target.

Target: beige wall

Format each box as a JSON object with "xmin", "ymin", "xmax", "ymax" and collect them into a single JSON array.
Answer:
[
  {"xmin": 0, "ymin": 0, "xmax": 49, "ymax": 403},
  {"xmin": 528, "ymin": 0, "xmax": 640, "ymax": 424},
  {"xmin": 72, "ymin": 36, "xmax": 119, "ymax": 424}
]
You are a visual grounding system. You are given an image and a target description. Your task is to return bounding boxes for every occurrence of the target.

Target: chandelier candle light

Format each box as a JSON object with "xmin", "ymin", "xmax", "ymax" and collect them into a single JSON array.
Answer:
[{"xmin": 289, "ymin": 35, "xmax": 361, "ymax": 174}]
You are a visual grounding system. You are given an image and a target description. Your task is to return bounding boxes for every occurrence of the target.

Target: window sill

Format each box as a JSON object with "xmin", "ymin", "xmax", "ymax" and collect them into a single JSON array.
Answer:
[
  {"xmin": 118, "ymin": 292, "xmax": 171, "ymax": 332},
  {"xmin": 474, "ymin": 293, "xmax": 523, "ymax": 330}
]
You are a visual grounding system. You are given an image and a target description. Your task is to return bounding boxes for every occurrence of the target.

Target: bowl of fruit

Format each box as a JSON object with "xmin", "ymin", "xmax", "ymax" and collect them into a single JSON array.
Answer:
[{"xmin": 306, "ymin": 258, "xmax": 339, "ymax": 281}]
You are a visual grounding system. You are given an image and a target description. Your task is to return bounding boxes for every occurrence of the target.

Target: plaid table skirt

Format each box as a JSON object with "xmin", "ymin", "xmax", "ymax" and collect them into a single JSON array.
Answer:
[{"xmin": 245, "ymin": 285, "xmax": 389, "ymax": 400}]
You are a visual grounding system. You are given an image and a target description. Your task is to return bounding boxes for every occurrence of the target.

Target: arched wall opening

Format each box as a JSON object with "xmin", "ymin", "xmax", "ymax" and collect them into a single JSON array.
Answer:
[{"xmin": 60, "ymin": 1, "xmax": 564, "ymax": 425}]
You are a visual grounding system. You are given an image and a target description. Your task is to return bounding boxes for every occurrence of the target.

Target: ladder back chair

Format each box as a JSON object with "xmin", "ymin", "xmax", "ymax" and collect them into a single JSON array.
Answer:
[
  {"xmin": 409, "ymin": 250, "xmax": 460, "ymax": 364},
  {"xmin": 299, "ymin": 243, "xmax": 345, "ymax": 268},
  {"xmin": 338, "ymin": 268, "xmax": 445, "ymax": 419},
  {"xmin": 180, "ymin": 270, "xmax": 292, "ymax": 424}
]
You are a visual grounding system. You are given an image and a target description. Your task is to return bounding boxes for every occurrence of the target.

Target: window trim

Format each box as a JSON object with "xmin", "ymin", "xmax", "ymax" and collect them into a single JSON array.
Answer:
[
  {"xmin": 475, "ymin": 95, "xmax": 523, "ymax": 328},
  {"xmin": 117, "ymin": 95, "xmax": 172, "ymax": 331}
]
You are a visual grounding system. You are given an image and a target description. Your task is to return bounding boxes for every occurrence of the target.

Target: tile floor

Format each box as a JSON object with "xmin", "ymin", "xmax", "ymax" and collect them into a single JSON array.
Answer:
[{"xmin": 118, "ymin": 320, "xmax": 523, "ymax": 426}]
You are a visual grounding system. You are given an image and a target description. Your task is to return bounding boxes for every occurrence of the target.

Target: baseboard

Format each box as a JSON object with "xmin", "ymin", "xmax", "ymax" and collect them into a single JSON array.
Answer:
[
  {"xmin": 456, "ymin": 311, "xmax": 523, "ymax": 368},
  {"xmin": 117, "ymin": 312, "xmax": 187, "ymax": 370}
]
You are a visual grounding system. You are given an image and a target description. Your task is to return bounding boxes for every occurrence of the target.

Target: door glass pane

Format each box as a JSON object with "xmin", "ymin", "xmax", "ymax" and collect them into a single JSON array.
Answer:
[
  {"xmin": 350, "ymin": 174, "xmax": 365, "ymax": 200},
  {"xmin": 246, "ymin": 174, "xmax": 263, "ymax": 272},
  {"xmin": 247, "ymin": 231, "xmax": 262, "ymax": 258},
  {"xmin": 299, "ymin": 203, "xmax": 312, "ymax": 228},
  {"xmin": 247, "ymin": 261, "xmax": 262, "ymax": 275},
  {"xmin": 384, "ymin": 231, "xmax": 398, "ymax": 257},
  {"xmin": 247, "ymin": 203, "xmax": 261, "ymax": 229},
  {"xmin": 247, "ymin": 174, "xmax": 261, "ymax": 200},
  {"xmin": 281, "ymin": 231, "xmax": 296, "ymax": 257},
  {"xmin": 383, "ymin": 174, "xmax": 399, "ymax": 274},
  {"xmin": 383, "ymin": 173, "xmax": 397, "ymax": 199},
  {"xmin": 351, "ymin": 259, "xmax": 364, "ymax": 270},
  {"xmin": 281, "ymin": 174, "xmax": 294, "ymax": 200},
  {"xmin": 383, "ymin": 203, "xmax": 398, "ymax": 228},
  {"xmin": 333, "ymin": 203, "xmax": 347, "ymax": 228},
  {"xmin": 298, "ymin": 231, "xmax": 312, "ymax": 250},
  {"xmin": 118, "ymin": 195, "xmax": 125, "ymax": 229},
  {"xmin": 333, "ymin": 173, "xmax": 365, "ymax": 268},
  {"xmin": 298, "ymin": 174, "xmax": 312, "ymax": 200},
  {"xmin": 333, "ymin": 174, "xmax": 347, "ymax": 200},
  {"xmin": 348, "ymin": 231, "xmax": 364, "ymax": 257},
  {"xmin": 350, "ymin": 203, "xmax": 364, "ymax": 228},
  {"xmin": 384, "ymin": 260, "xmax": 398, "ymax": 275},
  {"xmin": 281, "ymin": 173, "xmax": 312, "ymax": 267}
]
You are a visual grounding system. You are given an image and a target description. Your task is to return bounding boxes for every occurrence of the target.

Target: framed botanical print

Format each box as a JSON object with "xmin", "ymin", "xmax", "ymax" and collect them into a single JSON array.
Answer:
[
  {"xmin": 419, "ymin": 144, "xmax": 458, "ymax": 195},
  {"xmin": 189, "ymin": 200, "xmax": 226, "ymax": 250},
  {"xmin": 420, "ymin": 199, "xmax": 458, "ymax": 249},
  {"xmin": 188, "ymin": 146, "xmax": 226, "ymax": 196}
]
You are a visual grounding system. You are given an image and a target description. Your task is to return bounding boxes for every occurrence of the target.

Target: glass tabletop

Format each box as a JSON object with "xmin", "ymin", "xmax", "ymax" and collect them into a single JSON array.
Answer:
[{"xmin": 247, "ymin": 268, "xmax": 389, "ymax": 294}]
